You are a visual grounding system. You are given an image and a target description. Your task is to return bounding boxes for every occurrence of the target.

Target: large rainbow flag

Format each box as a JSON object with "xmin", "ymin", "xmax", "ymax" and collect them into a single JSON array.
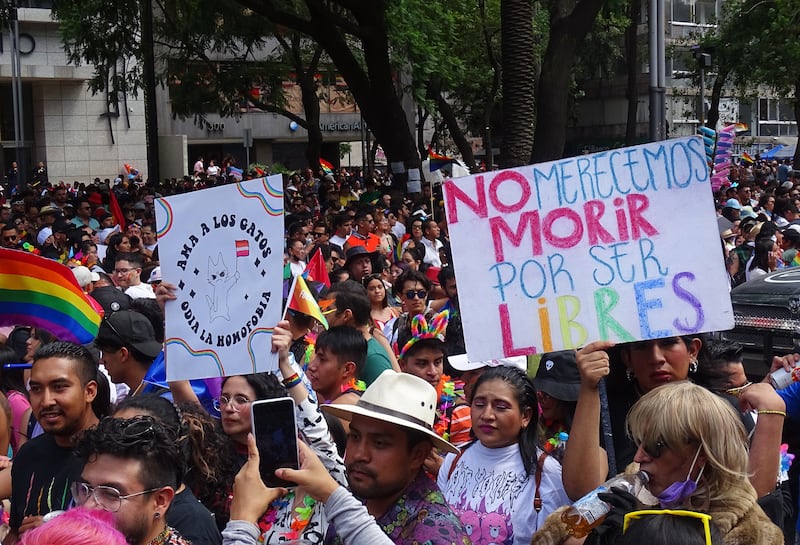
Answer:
[{"xmin": 0, "ymin": 248, "xmax": 102, "ymax": 344}]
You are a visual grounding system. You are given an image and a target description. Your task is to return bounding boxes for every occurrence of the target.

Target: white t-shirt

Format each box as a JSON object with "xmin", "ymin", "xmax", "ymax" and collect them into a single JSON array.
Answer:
[
  {"xmin": 438, "ymin": 442, "xmax": 570, "ymax": 545},
  {"xmin": 421, "ymin": 237, "xmax": 443, "ymax": 268},
  {"xmin": 124, "ymin": 282, "xmax": 156, "ymax": 299}
]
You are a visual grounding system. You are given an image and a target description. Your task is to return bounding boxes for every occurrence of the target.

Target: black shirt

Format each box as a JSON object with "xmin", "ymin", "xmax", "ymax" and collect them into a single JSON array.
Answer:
[
  {"xmin": 167, "ymin": 487, "xmax": 222, "ymax": 545},
  {"xmin": 9, "ymin": 434, "xmax": 84, "ymax": 530}
]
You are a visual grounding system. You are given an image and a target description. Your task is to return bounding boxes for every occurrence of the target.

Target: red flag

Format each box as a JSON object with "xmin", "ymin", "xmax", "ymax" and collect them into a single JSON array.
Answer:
[
  {"xmin": 109, "ymin": 190, "xmax": 126, "ymax": 228},
  {"xmin": 302, "ymin": 248, "xmax": 330, "ymax": 287},
  {"xmin": 235, "ymin": 240, "xmax": 249, "ymax": 257}
]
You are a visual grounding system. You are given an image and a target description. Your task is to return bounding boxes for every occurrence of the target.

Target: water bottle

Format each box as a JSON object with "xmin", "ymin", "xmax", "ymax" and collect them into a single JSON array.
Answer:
[{"xmin": 561, "ymin": 471, "xmax": 649, "ymax": 537}]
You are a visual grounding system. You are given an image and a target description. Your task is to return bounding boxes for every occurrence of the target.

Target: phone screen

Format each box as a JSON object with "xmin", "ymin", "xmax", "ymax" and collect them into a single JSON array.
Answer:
[{"xmin": 250, "ymin": 397, "xmax": 299, "ymax": 487}]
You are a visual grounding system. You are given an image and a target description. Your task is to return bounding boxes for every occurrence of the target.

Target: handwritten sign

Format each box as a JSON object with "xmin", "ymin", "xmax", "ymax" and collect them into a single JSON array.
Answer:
[
  {"xmin": 156, "ymin": 176, "xmax": 284, "ymax": 380},
  {"xmin": 444, "ymin": 137, "xmax": 733, "ymax": 361}
]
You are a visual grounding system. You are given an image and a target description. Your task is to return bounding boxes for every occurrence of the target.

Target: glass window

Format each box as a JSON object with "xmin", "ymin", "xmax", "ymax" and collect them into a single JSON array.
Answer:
[
  {"xmin": 779, "ymin": 100, "xmax": 795, "ymax": 122},
  {"xmin": 759, "ymin": 98, "xmax": 769, "ymax": 121},
  {"xmin": 672, "ymin": 0, "xmax": 692, "ymax": 22},
  {"xmin": 696, "ymin": 1, "xmax": 717, "ymax": 24}
]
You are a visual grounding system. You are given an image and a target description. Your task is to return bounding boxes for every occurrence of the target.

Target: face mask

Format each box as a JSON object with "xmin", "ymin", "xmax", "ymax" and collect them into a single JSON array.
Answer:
[{"xmin": 657, "ymin": 444, "xmax": 705, "ymax": 509}]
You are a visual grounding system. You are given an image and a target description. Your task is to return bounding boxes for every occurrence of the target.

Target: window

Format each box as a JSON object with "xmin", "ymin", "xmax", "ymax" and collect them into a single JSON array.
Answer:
[{"xmin": 672, "ymin": 0, "xmax": 693, "ymax": 22}]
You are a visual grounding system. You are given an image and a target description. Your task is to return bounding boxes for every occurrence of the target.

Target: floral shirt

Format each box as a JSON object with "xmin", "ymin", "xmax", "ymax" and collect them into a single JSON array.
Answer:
[{"xmin": 325, "ymin": 471, "xmax": 472, "ymax": 545}]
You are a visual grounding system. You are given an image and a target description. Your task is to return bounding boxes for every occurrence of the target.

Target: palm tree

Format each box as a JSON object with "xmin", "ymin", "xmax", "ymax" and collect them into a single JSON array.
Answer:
[{"xmin": 499, "ymin": 0, "xmax": 536, "ymax": 168}]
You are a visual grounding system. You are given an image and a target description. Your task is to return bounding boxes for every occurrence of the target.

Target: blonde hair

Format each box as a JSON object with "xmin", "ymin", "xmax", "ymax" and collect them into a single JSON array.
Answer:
[{"xmin": 626, "ymin": 381, "xmax": 754, "ymax": 507}]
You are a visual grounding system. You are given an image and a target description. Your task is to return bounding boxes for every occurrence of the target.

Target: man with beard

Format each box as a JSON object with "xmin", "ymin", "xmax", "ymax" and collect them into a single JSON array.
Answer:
[
  {"xmin": 220, "ymin": 371, "xmax": 469, "ymax": 545},
  {"xmin": 6, "ymin": 342, "xmax": 100, "ymax": 543},
  {"xmin": 74, "ymin": 416, "xmax": 191, "ymax": 545}
]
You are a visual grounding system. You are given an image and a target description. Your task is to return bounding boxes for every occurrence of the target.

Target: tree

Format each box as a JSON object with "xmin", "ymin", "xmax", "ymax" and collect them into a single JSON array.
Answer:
[
  {"xmin": 531, "ymin": 0, "xmax": 608, "ymax": 163},
  {"xmin": 708, "ymin": 0, "xmax": 800, "ymax": 166},
  {"xmin": 233, "ymin": 0, "xmax": 426, "ymax": 186},
  {"xmin": 499, "ymin": 0, "xmax": 536, "ymax": 167},
  {"xmin": 54, "ymin": 0, "xmax": 337, "ymax": 172}
]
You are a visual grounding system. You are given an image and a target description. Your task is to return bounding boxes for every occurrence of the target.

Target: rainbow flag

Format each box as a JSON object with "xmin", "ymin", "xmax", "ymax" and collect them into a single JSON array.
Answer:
[
  {"xmin": 741, "ymin": 152, "xmax": 755, "ymax": 164},
  {"xmin": 428, "ymin": 147, "xmax": 456, "ymax": 172},
  {"xmin": 320, "ymin": 158, "xmax": 335, "ymax": 175},
  {"xmin": 0, "ymin": 248, "xmax": 102, "ymax": 344},
  {"xmin": 286, "ymin": 274, "xmax": 328, "ymax": 329}
]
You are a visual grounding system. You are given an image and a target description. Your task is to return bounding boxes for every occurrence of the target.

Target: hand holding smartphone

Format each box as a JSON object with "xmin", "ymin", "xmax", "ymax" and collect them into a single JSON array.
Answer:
[{"xmin": 250, "ymin": 397, "xmax": 300, "ymax": 487}]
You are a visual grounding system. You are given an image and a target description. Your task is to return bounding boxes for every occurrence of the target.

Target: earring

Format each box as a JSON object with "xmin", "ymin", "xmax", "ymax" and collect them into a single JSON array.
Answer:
[
  {"xmin": 689, "ymin": 359, "xmax": 698, "ymax": 374},
  {"xmin": 626, "ymin": 368, "xmax": 635, "ymax": 382},
  {"xmin": 154, "ymin": 512, "xmax": 161, "ymax": 519}
]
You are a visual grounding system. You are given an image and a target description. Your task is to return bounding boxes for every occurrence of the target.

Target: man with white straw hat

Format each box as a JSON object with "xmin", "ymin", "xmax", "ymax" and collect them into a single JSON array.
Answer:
[
  {"xmin": 220, "ymin": 370, "xmax": 470, "ymax": 545},
  {"xmin": 320, "ymin": 370, "xmax": 468, "ymax": 544}
]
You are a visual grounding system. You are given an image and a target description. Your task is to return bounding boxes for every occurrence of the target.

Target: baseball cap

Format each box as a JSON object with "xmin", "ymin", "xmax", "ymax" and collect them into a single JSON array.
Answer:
[
  {"xmin": 95, "ymin": 310, "xmax": 162, "ymax": 358},
  {"xmin": 448, "ymin": 353, "xmax": 528, "ymax": 372},
  {"xmin": 71, "ymin": 266, "xmax": 100, "ymax": 289},
  {"xmin": 533, "ymin": 350, "xmax": 581, "ymax": 402}
]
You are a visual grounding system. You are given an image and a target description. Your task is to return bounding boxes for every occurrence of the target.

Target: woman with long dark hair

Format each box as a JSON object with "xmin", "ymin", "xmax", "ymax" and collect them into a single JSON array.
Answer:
[
  {"xmin": 746, "ymin": 238, "xmax": 779, "ymax": 281},
  {"xmin": 437, "ymin": 365, "xmax": 569, "ymax": 545}
]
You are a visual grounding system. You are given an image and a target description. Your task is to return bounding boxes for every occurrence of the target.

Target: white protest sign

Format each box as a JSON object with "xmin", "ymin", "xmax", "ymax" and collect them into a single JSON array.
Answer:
[
  {"xmin": 444, "ymin": 136, "xmax": 733, "ymax": 361},
  {"xmin": 156, "ymin": 176, "xmax": 284, "ymax": 380}
]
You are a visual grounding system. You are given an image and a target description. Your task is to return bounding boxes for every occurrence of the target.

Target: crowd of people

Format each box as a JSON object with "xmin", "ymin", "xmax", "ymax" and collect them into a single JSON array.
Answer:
[
  {"xmin": 0, "ymin": 159, "xmax": 797, "ymax": 545},
  {"xmin": 717, "ymin": 159, "xmax": 800, "ymax": 285}
]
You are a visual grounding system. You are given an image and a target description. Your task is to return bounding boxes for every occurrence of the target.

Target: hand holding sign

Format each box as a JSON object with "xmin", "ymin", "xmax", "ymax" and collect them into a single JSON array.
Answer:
[{"xmin": 444, "ymin": 137, "xmax": 733, "ymax": 361}]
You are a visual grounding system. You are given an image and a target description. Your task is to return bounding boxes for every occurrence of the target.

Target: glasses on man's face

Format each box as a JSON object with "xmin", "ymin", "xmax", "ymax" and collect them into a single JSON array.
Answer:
[
  {"xmin": 213, "ymin": 394, "xmax": 252, "ymax": 412},
  {"xmin": 623, "ymin": 510, "xmax": 713, "ymax": 545},
  {"xmin": 404, "ymin": 289, "xmax": 427, "ymax": 300},
  {"xmin": 3, "ymin": 235, "xmax": 17, "ymax": 242},
  {"xmin": 71, "ymin": 482, "xmax": 160, "ymax": 512},
  {"xmin": 114, "ymin": 267, "xmax": 135, "ymax": 275},
  {"xmin": 313, "ymin": 231, "xmax": 326, "ymax": 237}
]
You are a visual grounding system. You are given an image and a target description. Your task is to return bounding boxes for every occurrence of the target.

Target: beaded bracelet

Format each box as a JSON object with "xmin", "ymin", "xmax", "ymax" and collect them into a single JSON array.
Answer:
[
  {"xmin": 757, "ymin": 409, "xmax": 787, "ymax": 417},
  {"xmin": 283, "ymin": 373, "xmax": 302, "ymax": 388}
]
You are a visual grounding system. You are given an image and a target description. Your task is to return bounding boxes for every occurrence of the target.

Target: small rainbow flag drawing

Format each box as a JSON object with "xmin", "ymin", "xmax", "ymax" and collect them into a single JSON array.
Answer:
[
  {"xmin": 235, "ymin": 240, "xmax": 249, "ymax": 257},
  {"xmin": 0, "ymin": 248, "xmax": 102, "ymax": 344}
]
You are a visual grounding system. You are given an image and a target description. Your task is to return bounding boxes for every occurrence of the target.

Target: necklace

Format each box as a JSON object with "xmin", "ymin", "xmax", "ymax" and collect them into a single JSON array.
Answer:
[
  {"xmin": 130, "ymin": 381, "xmax": 145, "ymax": 397},
  {"xmin": 147, "ymin": 526, "xmax": 169, "ymax": 545}
]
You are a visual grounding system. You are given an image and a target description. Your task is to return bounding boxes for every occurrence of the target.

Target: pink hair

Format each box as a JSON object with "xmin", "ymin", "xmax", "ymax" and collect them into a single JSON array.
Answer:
[{"xmin": 19, "ymin": 507, "xmax": 127, "ymax": 545}]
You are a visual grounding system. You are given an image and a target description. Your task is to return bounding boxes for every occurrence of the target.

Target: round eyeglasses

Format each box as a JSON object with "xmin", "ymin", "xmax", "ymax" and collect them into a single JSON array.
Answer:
[{"xmin": 71, "ymin": 481, "xmax": 159, "ymax": 512}]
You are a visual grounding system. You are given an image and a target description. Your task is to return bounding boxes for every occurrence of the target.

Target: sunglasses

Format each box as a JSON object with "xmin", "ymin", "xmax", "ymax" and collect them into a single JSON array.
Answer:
[
  {"xmin": 634, "ymin": 438, "xmax": 665, "ymax": 458},
  {"xmin": 404, "ymin": 289, "xmax": 427, "ymax": 300},
  {"xmin": 623, "ymin": 510, "xmax": 713, "ymax": 545}
]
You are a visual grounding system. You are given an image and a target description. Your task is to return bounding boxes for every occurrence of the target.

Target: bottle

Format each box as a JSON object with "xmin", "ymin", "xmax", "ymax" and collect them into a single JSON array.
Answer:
[
  {"xmin": 561, "ymin": 471, "xmax": 649, "ymax": 537},
  {"xmin": 769, "ymin": 366, "xmax": 800, "ymax": 390}
]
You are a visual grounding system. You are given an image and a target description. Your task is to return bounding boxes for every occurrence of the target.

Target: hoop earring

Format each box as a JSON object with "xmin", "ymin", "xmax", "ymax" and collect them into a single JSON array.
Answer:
[
  {"xmin": 689, "ymin": 359, "xmax": 698, "ymax": 374},
  {"xmin": 626, "ymin": 368, "xmax": 635, "ymax": 382}
]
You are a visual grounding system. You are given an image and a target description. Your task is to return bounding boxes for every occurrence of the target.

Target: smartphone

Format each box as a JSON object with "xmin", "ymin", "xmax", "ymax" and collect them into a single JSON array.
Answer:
[{"xmin": 250, "ymin": 397, "xmax": 300, "ymax": 487}]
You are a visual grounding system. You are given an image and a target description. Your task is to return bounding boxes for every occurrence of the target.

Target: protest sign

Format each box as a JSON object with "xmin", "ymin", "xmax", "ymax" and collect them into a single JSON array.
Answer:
[
  {"xmin": 156, "ymin": 176, "xmax": 284, "ymax": 380},
  {"xmin": 444, "ymin": 136, "xmax": 733, "ymax": 361}
]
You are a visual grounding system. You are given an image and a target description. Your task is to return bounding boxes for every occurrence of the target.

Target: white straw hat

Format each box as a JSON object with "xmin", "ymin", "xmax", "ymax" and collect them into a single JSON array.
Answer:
[{"xmin": 322, "ymin": 370, "xmax": 457, "ymax": 453}]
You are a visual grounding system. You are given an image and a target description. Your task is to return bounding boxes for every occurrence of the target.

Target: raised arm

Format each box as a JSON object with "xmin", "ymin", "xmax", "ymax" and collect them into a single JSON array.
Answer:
[
  {"xmin": 739, "ymin": 382, "xmax": 786, "ymax": 497},
  {"xmin": 561, "ymin": 340, "xmax": 614, "ymax": 500}
]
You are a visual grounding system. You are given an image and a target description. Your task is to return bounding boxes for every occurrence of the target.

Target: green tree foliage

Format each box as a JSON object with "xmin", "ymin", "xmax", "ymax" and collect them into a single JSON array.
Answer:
[
  {"xmin": 53, "ymin": 0, "xmax": 332, "ymax": 168},
  {"xmin": 706, "ymin": 0, "xmax": 800, "ymax": 165}
]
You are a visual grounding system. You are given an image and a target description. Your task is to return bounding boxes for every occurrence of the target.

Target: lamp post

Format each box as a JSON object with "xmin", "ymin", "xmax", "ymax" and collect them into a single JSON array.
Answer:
[{"xmin": 8, "ymin": 5, "xmax": 26, "ymax": 190}]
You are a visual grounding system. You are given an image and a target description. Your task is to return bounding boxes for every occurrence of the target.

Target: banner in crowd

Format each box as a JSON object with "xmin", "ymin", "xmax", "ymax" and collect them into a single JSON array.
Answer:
[
  {"xmin": 444, "ymin": 136, "xmax": 733, "ymax": 361},
  {"xmin": 156, "ymin": 176, "xmax": 284, "ymax": 380}
]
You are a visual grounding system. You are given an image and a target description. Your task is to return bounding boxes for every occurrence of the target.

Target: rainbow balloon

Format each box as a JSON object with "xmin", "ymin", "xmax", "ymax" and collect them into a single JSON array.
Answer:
[{"xmin": 0, "ymin": 248, "xmax": 102, "ymax": 344}]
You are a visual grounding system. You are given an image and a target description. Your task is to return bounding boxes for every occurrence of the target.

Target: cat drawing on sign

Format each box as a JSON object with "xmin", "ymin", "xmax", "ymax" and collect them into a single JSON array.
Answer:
[{"xmin": 206, "ymin": 253, "xmax": 240, "ymax": 321}]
